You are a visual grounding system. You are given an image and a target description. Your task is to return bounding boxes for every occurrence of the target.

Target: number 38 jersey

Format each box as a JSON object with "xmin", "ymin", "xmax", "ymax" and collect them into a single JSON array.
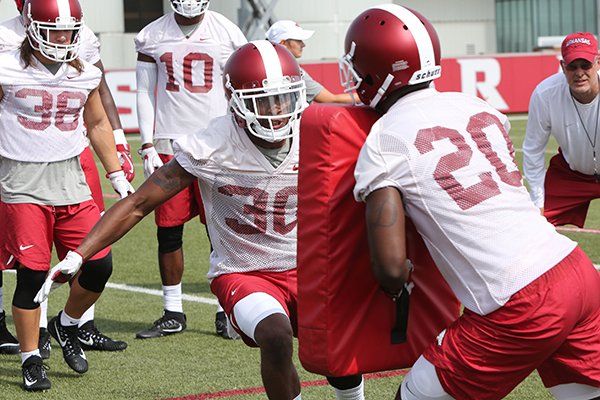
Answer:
[
  {"xmin": 0, "ymin": 49, "xmax": 101, "ymax": 162},
  {"xmin": 174, "ymin": 115, "xmax": 299, "ymax": 280},
  {"xmin": 354, "ymin": 88, "xmax": 576, "ymax": 315},
  {"xmin": 135, "ymin": 11, "xmax": 247, "ymax": 141}
]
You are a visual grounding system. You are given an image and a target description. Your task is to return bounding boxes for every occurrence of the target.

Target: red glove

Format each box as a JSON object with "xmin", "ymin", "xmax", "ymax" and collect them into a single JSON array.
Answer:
[
  {"xmin": 114, "ymin": 129, "xmax": 135, "ymax": 182},
  {"xmin": 116, "ymin": 144, "xmax": 135, "ymax": 182}
]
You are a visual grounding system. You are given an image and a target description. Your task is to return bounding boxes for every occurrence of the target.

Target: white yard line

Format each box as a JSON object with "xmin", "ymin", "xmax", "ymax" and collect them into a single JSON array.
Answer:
[{"xmin": 105, "ymin": 282, "xmax": 218, "ymax": 305}]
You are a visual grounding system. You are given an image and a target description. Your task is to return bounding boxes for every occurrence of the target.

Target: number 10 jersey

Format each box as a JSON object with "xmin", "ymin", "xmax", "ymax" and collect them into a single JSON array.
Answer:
[{"xmin": 134, "ymin": 11, "xmax": 247, "ymax": 141}]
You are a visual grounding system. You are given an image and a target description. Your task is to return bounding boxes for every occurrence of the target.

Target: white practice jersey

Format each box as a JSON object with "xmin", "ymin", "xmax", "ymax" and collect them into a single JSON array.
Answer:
[
  {"xmin": 0, "ymin": 49, "xmax": 101, "ymax": 162},
  {"xmin": 0, "ymin": 15, "xmax": 101, "ymax": 64},
  {"xmin": 523, "ymin": 71, "xmax": 600, "ymax": 207},
  {"xmin": 174, "ymin": 115, "xmax": 299, "ymax": 280},
  {"xmin": 135, "ymin": 11, "xmax": 247, "ymax": 140},
  {"xmin": 354, "ymin": 88, "xmax": 576, "ymax": 315}
]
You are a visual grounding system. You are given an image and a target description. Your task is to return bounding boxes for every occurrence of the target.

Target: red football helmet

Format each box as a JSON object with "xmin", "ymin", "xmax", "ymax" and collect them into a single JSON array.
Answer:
[
  {"xmin": 15, "ymin": 0, "xmax": 25, "ymax": 13},
  {"xmin": 170, "ymin": 0, "xmax": 210, "ymax": 18},
  {"xmin": 223, "ymin": 40, "xmax": 307, "ymax": 142},
  {"xmin": 23, "ymin": 0, "xmax": 83, "ymax": 62},
  {"xmin": 339, "ymin": 4, "xmax": 441, "ymax": 108}
]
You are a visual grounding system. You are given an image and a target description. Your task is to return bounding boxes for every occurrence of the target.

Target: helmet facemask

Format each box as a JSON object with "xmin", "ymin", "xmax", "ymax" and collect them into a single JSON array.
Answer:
[
  {"xmin": 170, "ymin": 0, "xmax": 209, "ymax": 18},
  {"xmin": 25, "ymin": 3, "xmax": 82, "ymax": 62},
  {"xmin": 227, "ymin": 75, "xmax": 307, "ymax": 142},
  {"xmin": 339, "ymin": 41, "xmax": 361, "ymax": 105}
]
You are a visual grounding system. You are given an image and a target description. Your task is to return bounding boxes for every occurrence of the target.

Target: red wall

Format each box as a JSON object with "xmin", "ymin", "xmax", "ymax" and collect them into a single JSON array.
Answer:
[
  {"xmin": 302, "ymin": 52, "xmax": 562, "ymax": 113},
  {"xmin": 106, "ymin": 52, "xmax": 563, "ymax": 132}
]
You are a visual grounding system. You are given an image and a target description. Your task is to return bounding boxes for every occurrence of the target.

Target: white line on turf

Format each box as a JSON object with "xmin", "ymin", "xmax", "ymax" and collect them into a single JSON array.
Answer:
[{"xmin": 105, "ymin": 282, "xmax": 218, "ymax": 305}]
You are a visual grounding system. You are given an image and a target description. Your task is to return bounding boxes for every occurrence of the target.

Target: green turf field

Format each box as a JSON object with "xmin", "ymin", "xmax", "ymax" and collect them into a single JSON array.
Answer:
[{"xmin": 0, "ymin": 116, "xmax": 596, "ymax": 399}]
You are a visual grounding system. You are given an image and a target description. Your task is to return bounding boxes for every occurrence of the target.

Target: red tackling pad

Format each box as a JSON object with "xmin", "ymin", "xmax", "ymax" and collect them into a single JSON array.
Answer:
[{"xmin": 297, "ymin": 103, "xmax": 460, "ymax": 376}]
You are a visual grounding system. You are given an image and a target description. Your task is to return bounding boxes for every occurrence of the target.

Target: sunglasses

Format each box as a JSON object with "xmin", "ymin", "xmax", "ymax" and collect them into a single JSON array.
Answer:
[{"xmin": 565, "ymin": 61, "xmax": 595, "ymax": 71}]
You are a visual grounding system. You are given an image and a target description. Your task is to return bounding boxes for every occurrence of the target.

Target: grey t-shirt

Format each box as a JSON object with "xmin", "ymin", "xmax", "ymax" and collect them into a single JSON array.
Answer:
[
  {"xmin": 256, "ymin": 138, "xmax": 291, "ymax": 167},
  {"xmin": 300, "ymin": 67, "xmax": 323, "ymax": 104},
  {"xmin": 0, "ymin": 156, "xmax": 91, "ymax": 205}
]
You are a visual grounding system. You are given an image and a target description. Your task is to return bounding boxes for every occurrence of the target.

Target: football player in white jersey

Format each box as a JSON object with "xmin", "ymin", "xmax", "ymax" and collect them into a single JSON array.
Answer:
[
  {"xmin": 341, "ymin": 5, "xmax": 600, "ymax": 400},
  {"xmin": 0, "ymin": 0, "xmax": 133, "ymax": 358},
  {"xmin": 0, "ymin": 0, "xmax": 134, "ymax": 391},
  {"xmin": 38, "ymin": 40, "xmax": 365, "ymax": 400},
  {"xmin": 135, "ymin": 0, "xmax": 247, "ymax": 340}
]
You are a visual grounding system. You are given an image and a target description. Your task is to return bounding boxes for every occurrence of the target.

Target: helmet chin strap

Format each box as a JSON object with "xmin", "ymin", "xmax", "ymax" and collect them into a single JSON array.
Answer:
[{"xmin": 369, "ymin": 73, "xmax": 394, "ymax": 108}]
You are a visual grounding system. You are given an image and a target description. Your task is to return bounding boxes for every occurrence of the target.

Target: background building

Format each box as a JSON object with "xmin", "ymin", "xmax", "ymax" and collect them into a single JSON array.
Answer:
[
  {"xmin": 0, "ymin": 0, "xmax": 595, "ymax": 127},
  {"xmin": 2, "ymin": 0, "xmax": 595, "ymax": 68}
]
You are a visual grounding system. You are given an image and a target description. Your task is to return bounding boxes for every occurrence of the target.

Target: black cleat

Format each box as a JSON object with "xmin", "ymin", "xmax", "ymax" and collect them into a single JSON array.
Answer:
[
  {"xmin": 215, "ymin": 311, "xmax": 227, "ymax": 337},
  {"xmin": 22, "ymin": 355, "xmax": 51, "ymax": 392},
  {"xmin": 38, "ymin": 328, "xmax": 51, "ymax": 360},
  {"xmin": 48, "ymin": 313, "xmax": 88, "ymax": 374},
  {"xmin": 215, "ymin": 311, "xmax": 239, "ymax": 340},
  {"xmin": 0, "ymin": 311, "xmax": 19, "ymax": 355},
  {"xmin": 78, "ymin": 320, "xmax": 127, "ymax": 351},
  {"xmin": 135, "ymin": 311, "xmax": 186, "ymax": 339}
]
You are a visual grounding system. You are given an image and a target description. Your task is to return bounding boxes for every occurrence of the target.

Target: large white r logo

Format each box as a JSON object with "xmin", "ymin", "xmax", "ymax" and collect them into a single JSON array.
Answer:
[{"xmin": 457, "ymin": 58, "xmax": 509, "ymax": 111}]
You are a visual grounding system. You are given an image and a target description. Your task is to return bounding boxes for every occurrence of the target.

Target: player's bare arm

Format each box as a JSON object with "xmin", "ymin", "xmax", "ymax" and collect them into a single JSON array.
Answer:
[
  {"xmin": 84, "ymin": 88, "xmax": 121, "ymax": 174},
  {"xmin": 94, "ymin": 59, "xmax": 123, "ymax": 130},
  {"xmin": 77, "ymin": 159, "xmax": 196, "ymax": 260},
  {"xmin": 365, "ymin": 186, "xmax": 410, "ymax": 295}
]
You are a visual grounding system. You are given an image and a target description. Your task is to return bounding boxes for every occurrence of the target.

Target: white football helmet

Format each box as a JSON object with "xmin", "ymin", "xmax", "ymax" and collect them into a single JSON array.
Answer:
[
  {"xmin": 223, "ymin": 41, "xmax": 307, "ymax": 143},
  {"xmin": 170, "ymin": 0, "xmax": 209, "ymax": 18}
]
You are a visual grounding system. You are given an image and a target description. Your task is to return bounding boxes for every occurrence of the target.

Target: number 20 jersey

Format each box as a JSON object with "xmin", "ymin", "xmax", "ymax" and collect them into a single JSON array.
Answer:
[
  {"xmin": 354, "ymin": 88, "xmax": 576, "ymax": 315},
  {"xmin": 0, "ymin": 50, "xmax": 101, "ymax": 162},
  {"xmin": 174, "ymin": 115, "xmax": 298, "ymax": 280},
  {"xmin": 134, "ymin": 11, "xmax": 247, "ymax": 141}
]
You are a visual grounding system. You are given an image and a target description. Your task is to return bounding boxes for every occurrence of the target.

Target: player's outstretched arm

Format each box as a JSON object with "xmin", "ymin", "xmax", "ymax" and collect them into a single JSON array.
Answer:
[
  {"xmin": 365, "ymin": 187, "xmax": 411, "ymax": 296},
  {"xmin": 35, "ymin": 159, "xmax": 194, "ymax": 304},
  {"xmin": 76, "ymin": 159, "xmax": 196, "ymax": 260}
]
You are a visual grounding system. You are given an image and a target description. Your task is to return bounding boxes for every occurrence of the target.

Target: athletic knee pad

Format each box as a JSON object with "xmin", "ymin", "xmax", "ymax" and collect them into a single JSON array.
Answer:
[
  {"xmin": 400, "ymin": 356, "xmax": 452, "ymax": 400},
  {"xmin": 78, "ymin": 252, "xmax": 113, "ymax": 293},
  {"xmin": 327, "ymin": 375, "xmax": 363, "ymax": 390},
  {"xmin": 157, "ymin": 225, "xmax": 184, "ymax": 253},
  {"xmin": 13, "ymin": 268, "xmax": 46, "ymax": 309},
  {"xmin": 232, "ymin": 292, "xmax": 287, "ymax": 342},
  {"xmin": 549, "ymin": 383, "xmax": 600, "ymax": 400}
]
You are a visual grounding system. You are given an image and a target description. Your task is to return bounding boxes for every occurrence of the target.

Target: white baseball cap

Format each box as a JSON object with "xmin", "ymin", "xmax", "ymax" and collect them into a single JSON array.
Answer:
[{"xmin": 266, "ymin": 20, "xmax": 315, "ymax": 43}]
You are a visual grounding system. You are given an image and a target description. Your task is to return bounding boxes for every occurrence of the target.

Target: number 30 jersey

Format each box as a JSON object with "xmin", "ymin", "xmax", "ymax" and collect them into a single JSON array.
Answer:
[
  {"xmin": 354, "ymin": 88, "xmax": 576, "ymax": 315},
  {"xmin": 174, "ymin": 115, "xmax": 299, "ymax": 280},
  {"xmin": 135, "ymin": 11, "xmax": 247, "ymax": 141},
  {"xmin": 0, "ymin": 49, "xmax": 101, "ymax": 162}
]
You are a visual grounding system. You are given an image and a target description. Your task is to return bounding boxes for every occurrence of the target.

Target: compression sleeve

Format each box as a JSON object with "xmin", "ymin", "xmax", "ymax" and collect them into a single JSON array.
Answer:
[{"xmin": 136, "ymin": 61, "xmax": 158, "ymax": 146}]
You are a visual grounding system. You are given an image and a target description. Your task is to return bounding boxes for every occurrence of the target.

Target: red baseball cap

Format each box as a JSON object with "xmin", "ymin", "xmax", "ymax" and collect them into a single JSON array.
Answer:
[{"xmin": 561, "ymin": 32, "xmax": 599, "ymax": 65}]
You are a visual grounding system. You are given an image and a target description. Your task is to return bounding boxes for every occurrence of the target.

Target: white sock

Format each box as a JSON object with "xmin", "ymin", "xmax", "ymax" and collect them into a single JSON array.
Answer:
[
  {"xmin": 292, "ymin": 395, "xmax": 302, "ymax": 400},
  {"xmin": 21, "ymin": 350, "xmax": 41, "ymax": 364},
  {"xmin": 39, "ymin": 299, "xmax": 48, "ymax": 329},
  {"xmin": 333, "ymin": 378, "xmax": 364, "ymax": 400},
  {"xmin": 79, "ymin": 304, "xmax": 95, "ymax": 326},
  {"xmin": 163, "ymin": 284, "xmax": 183, "ymax": 313},
  {"xmin": 60, "ymin": 310, "xmax": 79, "ymax": 327},
  {"xmin": 216, "ymin": 302, "xmax": 224, "ymax": 313}
]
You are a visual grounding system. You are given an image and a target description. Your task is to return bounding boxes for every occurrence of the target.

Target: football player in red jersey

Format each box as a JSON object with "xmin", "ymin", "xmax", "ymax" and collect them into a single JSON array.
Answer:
[{"xmin": 38, "ymin": 40, "xmax": 365, "ymax": 400}]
